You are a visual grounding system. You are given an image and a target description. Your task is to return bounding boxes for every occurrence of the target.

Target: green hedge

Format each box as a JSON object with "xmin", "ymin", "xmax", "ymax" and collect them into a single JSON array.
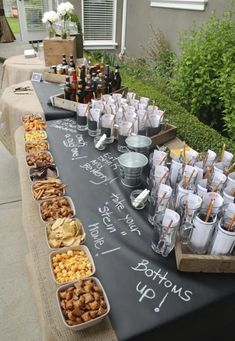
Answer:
[{"xmin": 121, "ymin": 71, "xmax": 235, "ymax": 155}]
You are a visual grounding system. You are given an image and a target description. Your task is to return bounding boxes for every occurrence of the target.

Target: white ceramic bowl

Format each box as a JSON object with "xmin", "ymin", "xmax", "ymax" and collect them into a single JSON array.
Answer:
[
  {"xmin": 49, "ymin": 245, "xmax": 96, "ymax": 285},
  {"xmin": 25, "ymin": 150, "xmax": 53, "ymax": 167},
  {"xmin": 56, "ymin": 276, "xmax": 110, "ymax": 330},
  {"xmin": 39, "ymin": 196, "xmax": 76, "ymax": 223}
]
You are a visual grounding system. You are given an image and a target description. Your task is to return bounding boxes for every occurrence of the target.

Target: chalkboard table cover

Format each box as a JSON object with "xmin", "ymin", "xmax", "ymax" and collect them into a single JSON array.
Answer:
[{"xmin": 45, "ymin": 118, "xmax": 235, "ymax": 341}]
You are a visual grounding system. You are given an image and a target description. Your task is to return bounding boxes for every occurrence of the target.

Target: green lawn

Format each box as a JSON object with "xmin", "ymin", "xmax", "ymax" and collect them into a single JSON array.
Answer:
[{"xmin": 6, "ymin": 17, "xmax": 20, "ymax": 34}]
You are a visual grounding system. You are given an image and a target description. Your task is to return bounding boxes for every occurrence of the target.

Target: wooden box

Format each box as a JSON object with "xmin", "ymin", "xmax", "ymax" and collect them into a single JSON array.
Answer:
[
  {"xmin": 175, "ymin": 238, "xmax": 235, "ymax": 273},
  {"xmin": 44, "ymin": 72, "xmax": 67, "ymax": 84},
  {"xmin": 43, "ymin": 36, "xmax": 77, "ymax": 66},
  {"xmin": 150, "ymin": 124, "xmax": 177, "ymax": 147},
  {"xmin": 52, "ymin": 93, "xmax": 77, "ymax": 112}
]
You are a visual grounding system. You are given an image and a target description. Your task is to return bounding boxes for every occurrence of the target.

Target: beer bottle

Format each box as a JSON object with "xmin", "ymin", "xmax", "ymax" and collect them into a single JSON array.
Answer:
[
  {"xmin": 62, "ymin": 54, "xmax": 68, "ymax": 65},
  {"xmin": 64, "ymin": 76, "xmax": 71, "ymax": 100},
  {"xmin": 80, "ymin": 64, "xmax": 86, "ymax": 89},
  {"xmin": 84, "ymin": 74, "xmax": 93, "ymax": 104},
  {"xmin": 71, "ymin": 71, "xmax": 78, "ymax": 101},
  {"xmin": 69, "ymin": 55, "xmax": 76, "ymax": 68},
  {"xmin": 77, "ymin": 79, "xmax": 85, "ymax": 103},
  {"xmin": 112, "ymin": 65, "xmax": 122, "ymax": 92},
  {"xmin": 104, "ymin": 65, "xmax": 110, "ymax": 94}
]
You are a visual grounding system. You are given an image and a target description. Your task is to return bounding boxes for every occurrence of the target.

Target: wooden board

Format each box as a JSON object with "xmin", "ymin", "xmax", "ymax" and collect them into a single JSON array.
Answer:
[
  {"xmin": 175, "ymin": 238, "xmax": 235, "ymax": 273},
  {"xmin": 44, "ymin": 72, "xmax": 67, "ymax": 84},
  {"xmin": 43, "ymin": 36, "xmax": 77, "ymax": 66},
  {"xmin": 151, "ymin": 124, "xmax": 177, "ymax": 147}
]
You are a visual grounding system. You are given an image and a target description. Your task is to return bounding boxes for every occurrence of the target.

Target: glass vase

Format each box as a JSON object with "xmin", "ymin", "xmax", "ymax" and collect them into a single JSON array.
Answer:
[{"xmin": 48, "ymin": 24, "xmax": 56, "ymax": 39}]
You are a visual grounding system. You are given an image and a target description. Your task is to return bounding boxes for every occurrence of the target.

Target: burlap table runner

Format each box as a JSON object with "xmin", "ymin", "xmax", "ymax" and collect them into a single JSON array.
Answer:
[
  {"xmin": 1, "ymin": 55, "xmax": 48, "ymax": 89},
  {"xmin": 0, "ymin": 81, "xmax": 44, "ymax": 154},
  {"xmin": 15, "ymin": 126, "xmax": 118, "ymax": 341}
]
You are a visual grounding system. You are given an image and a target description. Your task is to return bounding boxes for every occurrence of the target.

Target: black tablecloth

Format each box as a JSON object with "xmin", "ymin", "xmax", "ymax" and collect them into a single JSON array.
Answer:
[
  {"xmin": 45, "ymin": 118, "xmax": 235, "ymax": 341},
  {"xmin": 32, "ymin": 81, "xmax": 76, "ymax": 120}
]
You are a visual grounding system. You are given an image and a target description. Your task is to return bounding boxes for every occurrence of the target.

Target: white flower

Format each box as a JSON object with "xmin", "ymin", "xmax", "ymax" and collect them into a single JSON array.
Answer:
[
  {"xmin": 57, "ymin": 2, "xmax": 74, "ymax": 18},
  {"xmin": 42, "ymin": 11, "xmax": 59, "ymax": 24}
]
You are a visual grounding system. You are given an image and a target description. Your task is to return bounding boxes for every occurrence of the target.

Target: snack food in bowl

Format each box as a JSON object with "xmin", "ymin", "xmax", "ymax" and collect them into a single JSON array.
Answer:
[
  {"xmin": 56, "ymin": 277, "xmax": 110, "ymax": 330},
  {"xmin": 32, "ymin": 178, "xmax": 67, "ymax": 200},
  {"xmin": 26, "ymin": 151, "xmax": 53, "ymax": 167},
  {"xmin": 29, "ymin": 164, "xmax": 58, "ymax": 182},
  {"xmin": 25, "ymin": 140, "xmax": 49, "ymax": 154},
  {"xmin": 22, "ymin": 113, "xmax": 43, "ymax": 123},
  {"xmin": 39, "ymin": 196, "xmax": 75, "ymax": 222},
  {"xmin": 23, "ymin": 119, "xmax": 46, "ymax": 132},
  {"xmin": 46, "ymin": 218, "xmax": 85, "ymax": 249},
  {"xmin": 24, "ymin": 130, "xmax": 47, "ymax": 142},
  {"xmin": 50, "ymin": 246, "xmax": 95, "ymax": 284}
]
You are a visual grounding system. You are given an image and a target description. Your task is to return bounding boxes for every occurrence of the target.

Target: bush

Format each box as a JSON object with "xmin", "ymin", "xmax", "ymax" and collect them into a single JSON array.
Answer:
[
  {"xmin": 173, "ymin": 9, "xmax": 235, "ymax": 137},
  {"xmin": 121, "ymin": 72, "xmax": 235, "ymax": 155}
]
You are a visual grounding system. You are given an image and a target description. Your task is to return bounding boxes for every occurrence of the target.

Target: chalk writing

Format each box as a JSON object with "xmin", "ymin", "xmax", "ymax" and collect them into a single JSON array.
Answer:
[
  {"xmin": 49, "ymin": 118, "xmax": 77, "ymax": 132},
  {"xmin": 131, "ymin": 259, "xmax": 193, "ymax": 313},
  {"xmin": 110, "ymin": 193, "xmax": 125, "ymax": 212},
  {"xmin": 80, "ymin": 152, "xmax": 120, "ymax": 185},
  {"xmin": 118, "ymin": 214, "xmax": 141, "ymax": 236},
  {"xmin": 62, "ymin": 133, "xmax": 87, "ymax": 161}
]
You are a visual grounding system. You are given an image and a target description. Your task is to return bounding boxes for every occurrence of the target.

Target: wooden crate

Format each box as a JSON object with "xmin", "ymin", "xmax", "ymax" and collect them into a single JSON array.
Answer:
[
  {"xmin": 175, "ymin": 238, "xmax": 235, "ymax": 273},
  {"xmin": 52, "ymin": 93, "xmax": 77, "ymax": 112},
  {"xmin": 151, "ymin": 124, "xmax": 177, "ymax": 147},
  {"xmin": 43, "ymin": 36, "xmax": 77, "ymax": 66},
  {"xmin": 44, "ymin": 72, "xmax": 67, "ymax": 84}
]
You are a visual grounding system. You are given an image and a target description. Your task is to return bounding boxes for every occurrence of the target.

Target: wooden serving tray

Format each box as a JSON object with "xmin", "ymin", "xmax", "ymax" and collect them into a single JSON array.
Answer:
[
  {"xmin": 151, "ymin": 124, "xmax": 177, "ymax": 147},
  {"xmin": 175, "ymin": 238, "xmax": 235, "ymax": 273}
]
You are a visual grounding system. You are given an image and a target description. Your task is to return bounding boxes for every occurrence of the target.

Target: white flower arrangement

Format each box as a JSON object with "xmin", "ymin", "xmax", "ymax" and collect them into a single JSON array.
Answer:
[
  {"xmin": 42, "ymin": 11, "xmax": 59, "ymax": 25},
  {"xmin": 57, "ymin": 2, "xmax": 74, "ymax": 20}
]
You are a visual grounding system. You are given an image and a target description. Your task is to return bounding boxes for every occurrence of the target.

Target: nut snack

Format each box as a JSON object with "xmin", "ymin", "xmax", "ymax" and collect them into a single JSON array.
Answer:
[
  {"xmin": 26, "ymin": 151, "xmax": 53, "ymax": 167},
  {"xmin": 40, "ymin": 196, "xmax": 75, "ymax": 222},
  {"xmin": 30, "ymin": 164, "xmax": 58, "ymax": 182},
  {"xmin": 32, "ymin": 178, "xmax": 67, "ymax": 200},
  {"xmin": 25, "ymin": 141, "xmax": 49, "ymax": 154},
  {"xmin": 22, "ymin": 113, "xmax": 43, "ymax": 123},
  {"xmin": 50, "ymin": 247, "xmax": 95, "ymax": 284},
  {"xmin": 46, "ymin": 218, "xmax": 85, "ymax": 248},
  {"xmin": 57, "ymin": 277, "xmax": 110, "ymax": 329},
  {"xmin": 24, "ymin": 130, "xmax": 47, "ymax": 142}
]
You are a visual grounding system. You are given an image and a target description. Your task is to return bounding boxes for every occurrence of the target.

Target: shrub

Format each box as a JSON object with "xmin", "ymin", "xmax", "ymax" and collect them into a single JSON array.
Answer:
[
  {"xmin": 121, "ymin": 72, "xmax": 235, "ymax": 155},
  {"xmin": 173, "ymin": 9, "xmax": 235, "ymax": 137}
]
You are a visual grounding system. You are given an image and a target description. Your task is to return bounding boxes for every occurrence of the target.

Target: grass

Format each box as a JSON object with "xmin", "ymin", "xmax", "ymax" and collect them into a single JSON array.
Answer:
[{"xmin": 6, "ymin": 17, "xmax": 20, "ymax": 34}]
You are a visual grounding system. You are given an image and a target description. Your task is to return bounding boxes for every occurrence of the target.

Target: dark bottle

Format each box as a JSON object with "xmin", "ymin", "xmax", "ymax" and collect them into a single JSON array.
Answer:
[
  {"xmin": 64, "ymin": 76, "xmax": 71, "ymax": 100},
  {"xmin": 71, "ymin": 71, "xmax": 78, "ymax": 101},
  {"xmin": 62, "ymin": 54, "xmax": 68, "ymax": 66},
  {"xmin": 80, "ymin": 64, "xmax": 86, "ymax": 89},
  {"xmin": 104, "ymin": 64, "xmax": 110, "ymax": 94},
  {"xmin": 69, "ymin": 55, "xmax": 76, "ymax": 68},
  {"xmin": 112, "ymin": 65, "xmax": 122, "ymax": 92},
  {"xmin": 97, "ymin": 72, "xmax": 105, "ymax": 98},
  {"xmin": 77, "ymin": 79, "xmax": 85, "ymax": 103},
  {"xmin": 84, "ymin": 74, "xmax": 94, "ymax": 104}
]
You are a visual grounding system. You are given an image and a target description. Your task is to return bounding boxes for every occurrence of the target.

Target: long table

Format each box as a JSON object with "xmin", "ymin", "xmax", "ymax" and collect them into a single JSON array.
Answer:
[{"xmin": 15, "ymin": 117, "xmax": 235, "ymax": 341}]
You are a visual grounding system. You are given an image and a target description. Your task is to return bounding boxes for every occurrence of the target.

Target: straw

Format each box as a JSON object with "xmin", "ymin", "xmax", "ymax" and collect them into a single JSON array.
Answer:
[
  {"xmin": 184, "ymin": 201, "xmax": 189, "ymax": 218},
  {"xmin": 158, "ymin": 191, "xmax": 167, "ymax": 206},
  {"xmin": 93, "ymin": 91, "xmax": 96, "ymax": 100},
  {"xmin": 159, "ymin": 155, "xmax": 167, "ymax": 166},
  {"xmin": 205, "ymin": 199, "xmax": 215, "ymax": 223},
  {"xmin": 221, "ymin": 143, "xmax": 226, "ymax": 162},
  {"xmin": 84, "ymin": 104, "xmax": 89, "ymax": 115},
  {"xmin": 159, "ymin": 170, "xmax": 168, "ymax": 184},
  {"xmin": 227, "ymin": 215, "xmax": 235, "ymax": 232},
  {"xmin": 226, "ymin": 162, "xmax": 235, "ymax": 174},
  {"xmin": 212, "ymin": 181, "xmax": 222, "ymax": 193},
  {"xmin": 182, "ymin": 175, "xmax": 187, "ymax": 189},
  {"xmin": 185, "ymin": 169, "xmax": 196, "ymax": 189}
]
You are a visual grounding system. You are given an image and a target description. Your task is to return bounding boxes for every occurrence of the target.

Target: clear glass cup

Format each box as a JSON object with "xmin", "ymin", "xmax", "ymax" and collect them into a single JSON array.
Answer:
[
  {"xmin": 117, "ymin": 121, "xmax": 132, "ymax": 153},
  {"xmin": 88, "ymin": 108, "xmax": 101, "ymax": 137},
  {"xmin": 100, "ymin": 114, "xmax": 115, "ymax": 144},
  {"xmin": 151, "ymin": 209, "xmax": 180, "ymax": 257},
  {"xmin": 77, "ymin": 103, "xmax": 88, "ymax": 131}
]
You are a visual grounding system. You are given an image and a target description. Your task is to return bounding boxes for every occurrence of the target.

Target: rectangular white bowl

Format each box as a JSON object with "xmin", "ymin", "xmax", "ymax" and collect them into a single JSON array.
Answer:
[
  {"xmin": 49, "ymin": 245, "xmax": 96, "ymax": 285},
  {"xmin": 25, "ymin": 140, "xmax": 50, "ymax": 154},
  {"xmin": 56, "ymin": 276, "xmax": 110, "ymax": 331},
  {"xmin": 31, "ymin": 179, "xmax": 65, "ymax": 201},
  {"xmin": 39, "ymin": 196, "xmax": 76, "ymax": 223},
  {"xmin": 24, "ymin": 130, "xmax": 47, "ymax": 142},
  {"xmin": 45, "ymin": 218, "xmax": 86, "ymax": 250},
  {"xmin": 25, "ymin": 150, "xmax": 54, "ymax": 167},
  {"xmin": 29, "ymin": 164, "xmax": 59, "ymax": 182}
]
